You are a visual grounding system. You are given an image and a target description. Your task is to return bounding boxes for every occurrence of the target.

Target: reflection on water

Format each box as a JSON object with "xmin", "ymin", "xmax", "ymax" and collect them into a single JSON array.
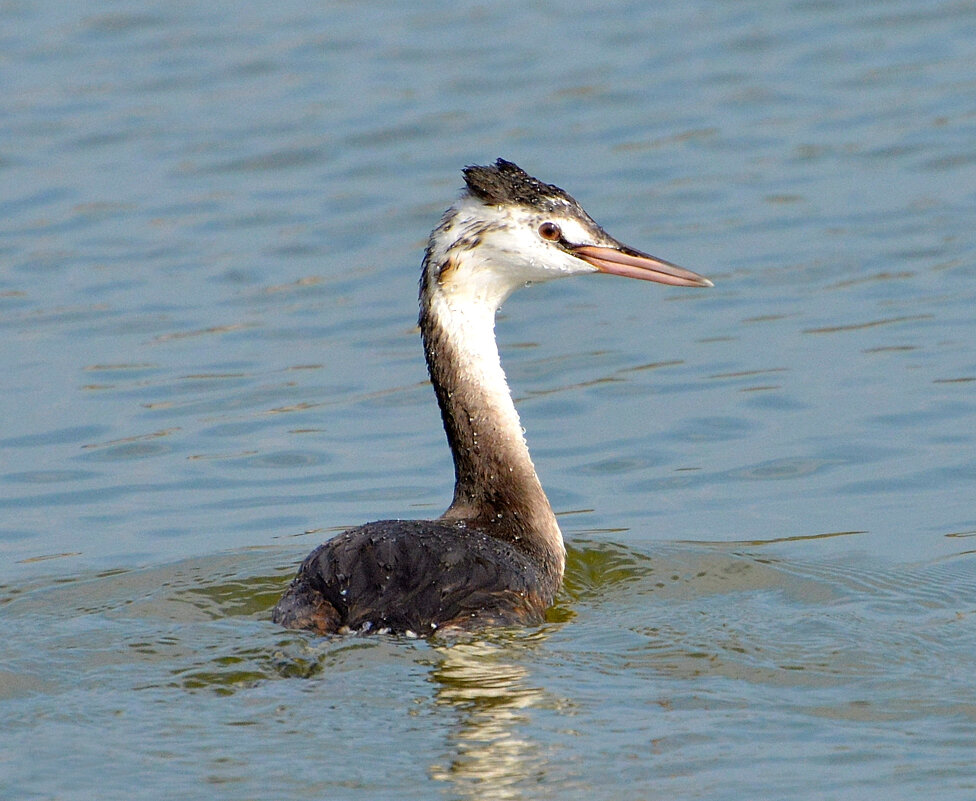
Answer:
[{"xmin": 428, "ymin": 640, "xmax": 548, "ymax": 800}]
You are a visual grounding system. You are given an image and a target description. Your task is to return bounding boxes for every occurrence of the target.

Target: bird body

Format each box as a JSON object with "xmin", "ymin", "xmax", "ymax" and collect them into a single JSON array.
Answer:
[
  {"xmin": 272, "ymin": 520, "xmax": 556, "ymax": 635},
  {"xmin": 273, "ymin": 159, "xmax": 710, "ymax": 636}
]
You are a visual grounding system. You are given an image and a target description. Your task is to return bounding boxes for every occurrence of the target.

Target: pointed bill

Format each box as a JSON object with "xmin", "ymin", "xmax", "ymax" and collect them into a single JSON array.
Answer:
[{"xmin": 572, "ymin": 244, "xmax": 713, "ymax": 288}]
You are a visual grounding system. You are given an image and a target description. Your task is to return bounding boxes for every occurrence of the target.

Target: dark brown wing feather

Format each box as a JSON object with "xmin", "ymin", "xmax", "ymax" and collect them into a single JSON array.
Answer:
[{"xmin": 272, "ymin": 519, "xmax": 559, "ymax": 636}]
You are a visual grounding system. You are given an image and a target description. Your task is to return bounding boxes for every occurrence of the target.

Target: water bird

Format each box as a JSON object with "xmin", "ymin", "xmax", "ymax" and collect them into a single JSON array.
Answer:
[{"xmin": 273, "ymin": 159, "xmax": 711, "ymax": 636}]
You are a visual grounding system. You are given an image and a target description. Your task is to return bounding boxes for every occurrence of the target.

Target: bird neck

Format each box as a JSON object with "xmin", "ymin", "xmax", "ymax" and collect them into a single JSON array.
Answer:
[{"xmin": 419, "ymin": 256, "xmax": 564, "ymax": 572}]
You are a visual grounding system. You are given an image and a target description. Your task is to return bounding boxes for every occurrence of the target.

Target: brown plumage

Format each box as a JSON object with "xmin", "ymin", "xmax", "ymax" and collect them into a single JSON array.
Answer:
[{"xmin": 273, "ymin": 520, "xmax": 558, "ymax": 635}]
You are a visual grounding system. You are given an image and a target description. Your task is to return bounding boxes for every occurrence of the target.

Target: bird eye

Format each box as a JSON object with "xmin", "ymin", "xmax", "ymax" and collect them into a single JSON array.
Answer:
[{"xmin": 538, "ymin": 222, "xmax": 561, "ymax": 241}]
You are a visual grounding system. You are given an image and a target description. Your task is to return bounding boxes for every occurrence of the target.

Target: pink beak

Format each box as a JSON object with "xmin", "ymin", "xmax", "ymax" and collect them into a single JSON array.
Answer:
[{"xmin": 573, "ymin": 244, "xmax": 712, "ymax": 288}]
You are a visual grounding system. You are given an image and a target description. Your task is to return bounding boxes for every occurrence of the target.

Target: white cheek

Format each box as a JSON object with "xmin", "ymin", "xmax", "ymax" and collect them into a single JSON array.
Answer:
[{"xmin": 555, "ymin": 217, "xmax": 594, "ymax": 245}]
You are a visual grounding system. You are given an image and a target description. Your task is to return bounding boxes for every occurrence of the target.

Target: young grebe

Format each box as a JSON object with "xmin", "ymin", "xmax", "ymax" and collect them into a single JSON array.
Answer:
[{"xmin": 273, "ymin": 159, "xmax": 711, "ymax": 636}]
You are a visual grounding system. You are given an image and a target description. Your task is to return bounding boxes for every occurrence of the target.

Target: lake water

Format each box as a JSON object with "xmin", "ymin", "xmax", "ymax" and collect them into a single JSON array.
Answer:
[{"xmin": 2, "ymin": 1, "xmax": 976, "ymax": 798}]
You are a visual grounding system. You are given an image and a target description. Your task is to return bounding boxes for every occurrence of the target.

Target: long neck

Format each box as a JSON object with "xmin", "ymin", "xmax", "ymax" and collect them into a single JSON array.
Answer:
[{"xmin": 419, "ymin": 259, "xmax": 564, "ymax": 571}]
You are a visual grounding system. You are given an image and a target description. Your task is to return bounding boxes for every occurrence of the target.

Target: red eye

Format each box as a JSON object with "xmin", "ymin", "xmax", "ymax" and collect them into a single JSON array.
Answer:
[{"xmin": 538, "ymin": 222, "xmax": 561, "ymax": 241}]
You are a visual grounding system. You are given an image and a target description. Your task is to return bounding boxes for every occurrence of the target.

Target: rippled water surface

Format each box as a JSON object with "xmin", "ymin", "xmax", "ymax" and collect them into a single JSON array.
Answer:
[{"xmin": 2, "ymin": 1, "xmax": 976, "ymax": 799}]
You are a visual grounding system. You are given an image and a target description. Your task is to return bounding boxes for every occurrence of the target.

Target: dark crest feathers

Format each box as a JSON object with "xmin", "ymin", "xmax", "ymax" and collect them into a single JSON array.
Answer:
[{"xmin": 462, "ymin": 158, "xmax": 576, "ymax": 211}]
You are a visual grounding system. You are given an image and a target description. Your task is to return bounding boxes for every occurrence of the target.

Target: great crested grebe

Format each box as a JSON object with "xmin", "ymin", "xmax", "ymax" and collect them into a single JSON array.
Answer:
[{"xmin": 273, "ymin": 159, "xmax": 711, "ymax": 636}]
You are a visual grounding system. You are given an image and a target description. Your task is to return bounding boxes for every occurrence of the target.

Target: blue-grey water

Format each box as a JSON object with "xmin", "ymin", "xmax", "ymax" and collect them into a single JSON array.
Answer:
[{"xmin": 2, "ymin": 1, "xmax": 976, "ymax": 799}]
